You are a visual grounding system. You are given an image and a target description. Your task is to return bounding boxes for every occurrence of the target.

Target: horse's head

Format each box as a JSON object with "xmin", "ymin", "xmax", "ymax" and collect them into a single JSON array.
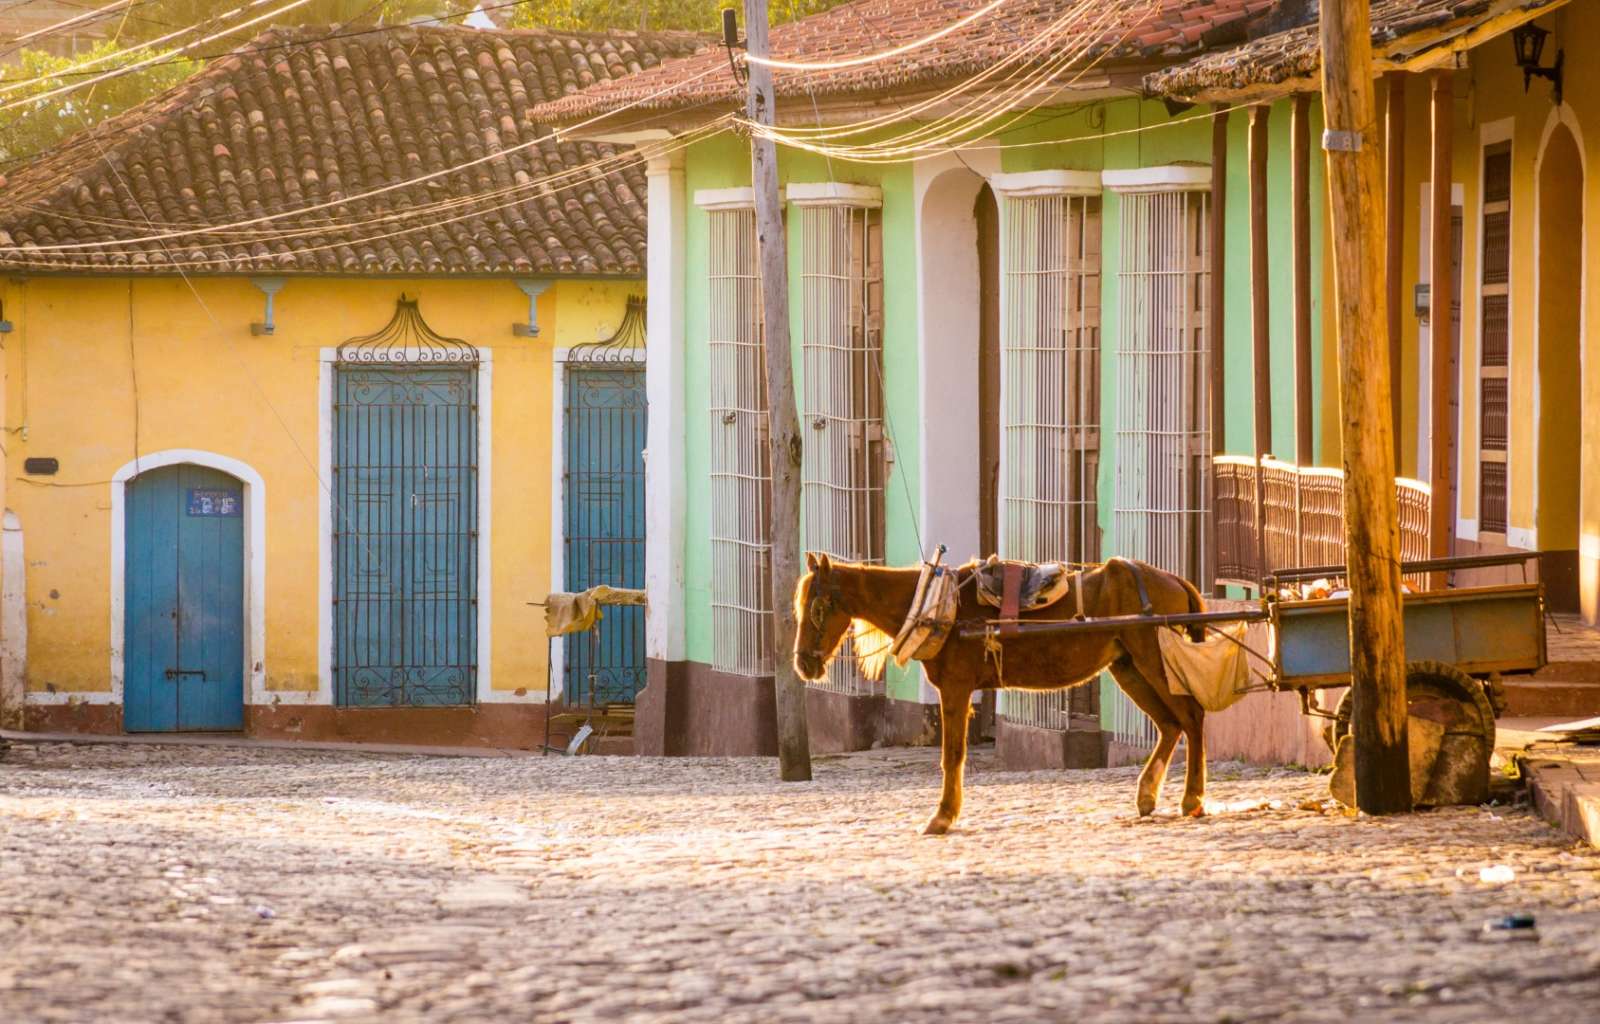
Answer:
[{"xmin": 794, "ymin": 552, "xmax": 854, "ymax": 681}]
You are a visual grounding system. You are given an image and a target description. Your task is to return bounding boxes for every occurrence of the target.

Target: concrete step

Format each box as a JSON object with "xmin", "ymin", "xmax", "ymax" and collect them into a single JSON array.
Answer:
[
  {"xmin": 1501, "ymin": 679, "xmax": 1600, "ymax": 718},
  {"xmin": 1533, "ymin": 659, "xmax": 1600, "ymax": 683}
]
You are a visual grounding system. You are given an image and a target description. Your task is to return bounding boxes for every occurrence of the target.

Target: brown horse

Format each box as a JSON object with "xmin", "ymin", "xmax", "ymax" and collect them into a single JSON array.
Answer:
[{"xmin": 794, "ymin": 553, "xmax": 1209, "ymax": 834}]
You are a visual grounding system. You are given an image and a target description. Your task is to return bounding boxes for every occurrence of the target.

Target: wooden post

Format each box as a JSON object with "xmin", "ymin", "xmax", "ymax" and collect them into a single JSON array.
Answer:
[
  {"xmin": 1250, "ymin": 104, "xmax": 1271, "ymax": 586},
  {"xmin": 1429, "ymin": 69, "xmax": 1456, "ymax": 584},
  {"xmin": 1384, "ymin": 72, "xmax": 1406, "ymax": 469},
  {"xmin": 1209, "ymin": 104, "xmax": 1228, "ymax": 597},
  {"xmin": 1319, "ymin": 0, "xmax": 1412, "ymax": 814},
  {"xmin": 744, "ymin": 0, "xmax": 812, "ymax": 781},
  {"xmin": 1292, "ymin": 93, "xmax": 1313, "ymax": 469}
]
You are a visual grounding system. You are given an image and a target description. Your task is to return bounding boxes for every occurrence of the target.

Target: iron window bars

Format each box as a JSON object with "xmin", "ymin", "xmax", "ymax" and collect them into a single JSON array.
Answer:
[
  {"xmin": 796, "ymin": 194, "xmax": 887, "ymax": 696},
  {"xmin": 996, "ymin": 187, "xmax": 1104, "ymax": 732}
]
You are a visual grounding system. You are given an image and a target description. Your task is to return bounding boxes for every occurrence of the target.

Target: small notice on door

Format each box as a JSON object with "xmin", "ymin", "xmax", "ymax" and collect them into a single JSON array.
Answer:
[{"xmin": 187, "ymin": 488, "xmax": 242, "ymax": 517}]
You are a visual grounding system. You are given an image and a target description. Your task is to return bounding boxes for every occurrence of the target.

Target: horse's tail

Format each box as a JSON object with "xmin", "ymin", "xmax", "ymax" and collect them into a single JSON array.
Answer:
[{"xmin": 1178, "ymin": 573, "xmax": 1207, "ymax": 642}]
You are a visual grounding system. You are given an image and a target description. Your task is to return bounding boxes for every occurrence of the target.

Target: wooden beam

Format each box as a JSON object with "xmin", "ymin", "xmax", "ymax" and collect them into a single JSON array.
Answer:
[
  {"xmin": 1430, "ymin": 69, "xmax": 1456, "ymax": 580},
  {"xmin": 1385, "ymin": 73, "xmax": 1407, "ymax": 470},
  {"xmin": 1292, "ymin": 93, "xmax": 1314, "ymax": 468},
  {"xmin": 744, "ymin": 0, "xmax": 811, "ymax": 781},
  {"xmin": 1209, "ymin": 104, "xmax": 1228, "ymax": 597},
  {"xmin": 1250, "ymin": 103, "xmax": 1271, "ymax": 584},
  {"xmin": 1318, "ymin": 0, "xmax": 1413, "ymax": 814}
]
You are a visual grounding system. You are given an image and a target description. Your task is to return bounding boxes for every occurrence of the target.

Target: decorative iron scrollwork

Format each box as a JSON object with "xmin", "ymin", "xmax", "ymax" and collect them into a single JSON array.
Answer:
[
  {"xmin": 563, "ymin": 295, "xmax": 646, "ymax": 363},
  {"xmin": 337, "ymin": 295, "xmax": 480, "ymax": 365}
]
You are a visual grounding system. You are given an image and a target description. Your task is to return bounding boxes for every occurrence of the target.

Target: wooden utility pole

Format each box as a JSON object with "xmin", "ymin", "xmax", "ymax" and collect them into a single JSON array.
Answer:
[
  {"xmin": 1249, "ymin": 104, "xmax": 1272, "ymax": 585},
  {"xmin": 1384, "ymin": 72, "xmax": 1406, "ymax": 469},
  {"xmin": 1318, "ymin": 0, "xmax": 1411, "ymax": 814},
  {"xmin": 744, "ymin": 0, "xmax": 812, "ymax": 781},
  {"xmin": 1291, "ymin": 93, "xmax": 1314, "ymax": 468},
  {"xmin": 1208, "ymin": 105, "xmax": 1228, "ymax": 598},
  {"xmin": 1429, "ymin": 69, "xmax": 1457, "ymax": 587}
]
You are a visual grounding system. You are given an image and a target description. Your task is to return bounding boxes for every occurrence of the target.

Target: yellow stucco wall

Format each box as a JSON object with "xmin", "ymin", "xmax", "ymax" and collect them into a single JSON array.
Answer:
[
  {"xmin": 1450, "ymin": 4, "xmax": 1598, "ymax": 549},
  {"xmin": 0, "ymin": 273, "xmax": 640, "ymax": 700}
]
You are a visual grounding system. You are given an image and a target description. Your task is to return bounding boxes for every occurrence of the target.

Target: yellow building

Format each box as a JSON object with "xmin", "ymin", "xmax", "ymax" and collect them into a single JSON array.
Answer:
[{"xmin": 0, "ymin": 24, "xmax": 704, "ymax": 743}]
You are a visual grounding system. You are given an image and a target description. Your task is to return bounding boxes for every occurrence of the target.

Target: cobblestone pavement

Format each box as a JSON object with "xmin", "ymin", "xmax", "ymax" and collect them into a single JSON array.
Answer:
[{"xmin": 3, "ymin": 742, "xmax": 1600, "ymax": 1024}]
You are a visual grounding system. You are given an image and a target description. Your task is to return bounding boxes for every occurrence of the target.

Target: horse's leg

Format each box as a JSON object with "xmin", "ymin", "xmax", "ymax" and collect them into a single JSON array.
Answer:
[
  {"xmin": 924, "ymin": 684, "xmax": 973, "ymax": 836},
  {"xmin": 1124, "ymin": 641, "xmax": 1209, "ymax": 817},
  {"xmin": 1108, "ymin": 658, "xmax": 1182, "ymax": 817},
  {"xmin": 1177, "ymin": 708, "xmax": 1208, "ymax": 817}
]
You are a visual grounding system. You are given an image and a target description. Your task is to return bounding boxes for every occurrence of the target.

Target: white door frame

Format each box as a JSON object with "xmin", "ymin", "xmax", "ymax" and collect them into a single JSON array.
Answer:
[
  {"xmin": 90, "ymin": 449, "xmax": 267, "ymax": 712},
  {"xmin": 319, "ymin": 350, "xmax": 496, "ymax": 706}
]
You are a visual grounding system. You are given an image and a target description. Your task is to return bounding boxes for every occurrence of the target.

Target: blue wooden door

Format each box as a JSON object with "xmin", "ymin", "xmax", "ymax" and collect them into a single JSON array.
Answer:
[
  {"xmin": 334, "ymin": 365, "xmax": 478, "ymax": 706},
  {"xmin": 563, "ymin": 364, "xmax": 646, "ymax": 705},
  {"xmin": 124, "ymin": 464, "xmax": 245, "ymax": 732}
]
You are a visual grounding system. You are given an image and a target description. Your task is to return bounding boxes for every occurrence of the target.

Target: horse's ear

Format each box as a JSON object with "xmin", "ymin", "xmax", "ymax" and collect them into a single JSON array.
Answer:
[
  {"xmin": 816, "ymin": 553, "xmax": 831, "ymax": 574},
  {"xmin": 806, "ymin": 551, "xmax": 819, "ymax": 572}
]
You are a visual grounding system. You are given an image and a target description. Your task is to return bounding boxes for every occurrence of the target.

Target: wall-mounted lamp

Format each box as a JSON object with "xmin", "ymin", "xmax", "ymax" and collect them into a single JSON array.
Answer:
[
  {"xmin": 1414, "ymin": 283, "xmax": 1430, "ymax": 323},
  {"xmin": 1162, "ymin": 97, "xmax": 1195, "ymax": 118},
  {"xmin": 512, "ymin": 279, "xmax": 551, "ymax": 337},
  {"xmin": 0, "ymin": 298, "xmax": 12, "ymax": 334},
  {"xmin": 721, "ymin": 8, "xmax": 748, "ymax": 86},
  {"xmin": 250, "ymin": 277, "xmax": 285, "ymax": 335},
  {"xmin": 1512, "ymin": 23, "xmax": 1563, "ymax": 106}
]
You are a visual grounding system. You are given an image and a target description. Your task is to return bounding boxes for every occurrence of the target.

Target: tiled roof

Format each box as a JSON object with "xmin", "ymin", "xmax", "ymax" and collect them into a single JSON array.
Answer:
[
  {"xmin": 0, "ymin": 25, "xmax": 709, "ymax": 274},
  {"xmin": 1146, "ymin": 0, "xmax": 1572, "ymax": 99},
  {"xmin": 532, "ymin": 0, "xmax": 1278, "ymax": 129}
]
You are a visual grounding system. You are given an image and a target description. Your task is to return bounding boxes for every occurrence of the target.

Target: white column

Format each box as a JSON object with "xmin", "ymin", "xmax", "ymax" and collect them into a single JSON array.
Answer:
[{"xmin": 646, "ymin": 152, "xmax": 687, "ymax": 663}]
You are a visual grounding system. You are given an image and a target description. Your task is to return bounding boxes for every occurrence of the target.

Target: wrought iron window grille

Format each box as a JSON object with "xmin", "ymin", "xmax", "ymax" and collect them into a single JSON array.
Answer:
[
  {"xmin": 564, "ymin": 296, "xmax": 647, "ymax": 363},
  {"xmin": 337, "ymin": 295, "xmax": 480, "ymax": 365}
]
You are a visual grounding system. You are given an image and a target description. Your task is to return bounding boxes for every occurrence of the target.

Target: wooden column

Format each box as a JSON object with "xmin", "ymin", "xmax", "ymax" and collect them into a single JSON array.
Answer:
[
  {"xmin": 1385, "ymin": 72, "xmax": 1407, "ymax": 469},
  {"xmin": 744, "ymin": 0, "xmax": 811, "ymax": 781},
  {"xmin": 1429, "ymin": 70, "xmax": 1456, "ymax": 575},
  {"xmin": 1209, "ymin": 104, "xmax": 1228, "ymax": 597},
  {"xmin": 1250, "ymin": 104, "xmax": 1271, "ymax": 584},
  {"xmin": 1319, "ymin": 1, "xmax": 1412, "ymax": 814},
  {"xmin": 1292, "ymin": 93, "xmax": 1313, "ymax": 467}
]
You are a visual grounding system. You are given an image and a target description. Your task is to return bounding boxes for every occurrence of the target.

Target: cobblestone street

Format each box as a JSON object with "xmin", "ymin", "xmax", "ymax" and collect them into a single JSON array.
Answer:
[{"xmin": 3, "ymin": 742, "xmax": 1599, "ymax": 1024}]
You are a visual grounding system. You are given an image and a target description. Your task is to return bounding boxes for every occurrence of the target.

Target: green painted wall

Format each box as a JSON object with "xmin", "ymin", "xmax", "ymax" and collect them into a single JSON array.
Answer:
[
  {"xmin": 677, "ymin": 95, "xmax": 1330, "ymax": 705},
  {"xmin": 681, "ymin": 132, "xmax": 922, "ymax": 697}
]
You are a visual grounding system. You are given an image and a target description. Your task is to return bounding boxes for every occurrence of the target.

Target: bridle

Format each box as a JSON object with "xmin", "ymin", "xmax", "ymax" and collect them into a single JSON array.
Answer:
[
  {"xmin": 799, "ymin": 572, "xmax": 900, "ymax": 669},
  {"xmin": 799, "ymin": 575, "xmax": 845, "ymax": 663}
]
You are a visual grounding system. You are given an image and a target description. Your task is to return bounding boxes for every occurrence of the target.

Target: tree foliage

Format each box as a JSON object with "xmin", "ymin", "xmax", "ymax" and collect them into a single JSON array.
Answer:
[
  {"xmin": 508, "ymin": 1, "xmax": 851, "ymax": 33},
  {"xmin": 0, "ymin": 43, "xmax": 199, "ymax": 163},
  {"xmin": 1, "ymin": 0, "xmax": 851, "ymax": 165},
  {"xmin": 0, "ymin": 1, "xmax": 449, "ymax": 165}
]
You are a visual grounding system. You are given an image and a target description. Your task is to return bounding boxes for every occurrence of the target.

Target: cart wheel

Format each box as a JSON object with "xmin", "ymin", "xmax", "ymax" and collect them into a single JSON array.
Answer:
[{"xmin": 1329, "ymin": 660, "xmax": 1496, "ymax": 806}]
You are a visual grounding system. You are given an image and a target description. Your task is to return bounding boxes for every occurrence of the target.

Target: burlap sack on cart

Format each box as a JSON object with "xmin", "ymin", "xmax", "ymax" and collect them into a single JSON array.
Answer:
[{"xmin": 1157, "ymin": 621, "xmax": 1251, "ymax": 712}]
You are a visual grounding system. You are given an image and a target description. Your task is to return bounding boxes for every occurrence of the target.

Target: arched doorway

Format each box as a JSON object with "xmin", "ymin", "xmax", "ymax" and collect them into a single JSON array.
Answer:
[
  {"xmin": 1537, "ymin": 121, "xmax": 1584, "ymax": 613},
  {"xmin": 123, "ymin": 463, "xmax": 246, "ymax": 731},
  {"xmin": 916, "ymin": 163, "xmax": 994, "ymax": 562}
]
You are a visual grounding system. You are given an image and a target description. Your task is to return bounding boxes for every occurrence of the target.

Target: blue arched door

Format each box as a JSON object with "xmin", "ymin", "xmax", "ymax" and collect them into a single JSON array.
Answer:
[{"xmin": 124, "ymin": 464, "xmax": 246, "ymax": 732}]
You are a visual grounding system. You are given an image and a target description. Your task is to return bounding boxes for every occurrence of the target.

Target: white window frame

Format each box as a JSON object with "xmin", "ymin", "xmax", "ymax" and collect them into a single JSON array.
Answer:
[
  {"xmin": 699, "ymin": 189, "xmax": 774, "ymax": 676},
  {"xmin": 1474, "ymin": 119, "xmax": 1515, "ymax": 540},
  {"xmin": 790, "ymin": 183, "xmax": 886, "ymax": 696},
  {"xmin": 1108, "ymin": 167, "xmax": 1213, "ymax": 587},
  {"xmin": 990, "ymin": 170, "xmax": 1105, "ymax": 731}
]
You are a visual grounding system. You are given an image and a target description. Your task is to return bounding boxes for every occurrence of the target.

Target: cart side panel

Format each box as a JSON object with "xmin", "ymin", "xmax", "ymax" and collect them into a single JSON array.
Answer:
[{"xmin": 1274, "ymin": 584, "xmax": 1546, "ymax": 687}]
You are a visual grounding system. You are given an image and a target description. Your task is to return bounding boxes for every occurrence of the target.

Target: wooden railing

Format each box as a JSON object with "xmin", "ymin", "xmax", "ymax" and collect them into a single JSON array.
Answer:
[{"xmin": 1213, "ymin": 456, "xmax": 1431, "ymax": 590}]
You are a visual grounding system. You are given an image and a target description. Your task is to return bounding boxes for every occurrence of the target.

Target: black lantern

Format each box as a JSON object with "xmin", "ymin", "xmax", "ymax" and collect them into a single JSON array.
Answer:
[{"xmin": 1511, "ymin": 23, "xmax": 1563, "ymax": 105}]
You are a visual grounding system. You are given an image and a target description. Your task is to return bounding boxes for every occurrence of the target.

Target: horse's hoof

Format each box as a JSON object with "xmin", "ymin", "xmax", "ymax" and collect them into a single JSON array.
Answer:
[
  {"xmin": 1136, "ymin": 798, "xmax": 1156, "ymax": 818},
  {"xmin": 922, "ymin": 816, "xmax": 952, "ymax": 836},
  {"xmin": 1182, "ymin": 800, "xmax": 1207, "ymax": 818}
]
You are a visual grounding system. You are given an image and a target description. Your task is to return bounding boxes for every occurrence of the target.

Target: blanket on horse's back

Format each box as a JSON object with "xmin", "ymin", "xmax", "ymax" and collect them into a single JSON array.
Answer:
[{"xmin": 973, "ymin": 556, "xmax": 1073, "ymax": 612}]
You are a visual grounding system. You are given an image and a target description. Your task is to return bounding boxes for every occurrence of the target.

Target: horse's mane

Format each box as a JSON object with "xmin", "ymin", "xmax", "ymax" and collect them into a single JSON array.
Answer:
[{"xmin": 852, "ymin": 619, "xmax": 894, "ymax": 681}]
